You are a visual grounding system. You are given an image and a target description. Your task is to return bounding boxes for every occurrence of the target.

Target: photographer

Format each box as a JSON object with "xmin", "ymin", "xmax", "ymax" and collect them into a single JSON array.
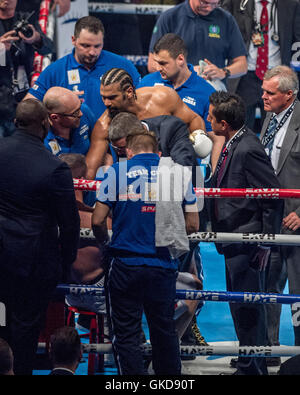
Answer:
[{"xmin": 0, "ymin": 0, "xmax": 54, "ymax": 137}]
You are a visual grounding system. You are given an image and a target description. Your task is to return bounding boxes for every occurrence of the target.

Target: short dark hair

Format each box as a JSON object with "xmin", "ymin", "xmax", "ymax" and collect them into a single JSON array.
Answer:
[
  {"xmin": 108, "ymin": 112, "xmax": 145, "ymax": 141},
  {"xmin": 101, "ymin": 68, "xmax": 136, "ymax": 98},
  {"xmin": 74, "ymin": 16, "xmax": 105, "ymax": 38},
  {"xmin": 0, "ymin": 338, "xmax": 13, "ymax": 375},
  {"xmin": 50, "ymin": 327, "xmax": 81, "ymax": 367},
  {"xmin": 153, "ymin": 33, "xmax": 188, "ymax": 59},
  {"xmin": 126, "ymin": 130, "xmax": 158, "ymax": 154},
  {"xmin": 15, "ymin": 99, "xmax": 48, "ymax": 130},
  {"xmin": 209, "ymin": 91, "xmax": 246, "ymax": 130},
  {"xmin": 59, "ymin": 153, "xmax": 87, "ymax": 179}
]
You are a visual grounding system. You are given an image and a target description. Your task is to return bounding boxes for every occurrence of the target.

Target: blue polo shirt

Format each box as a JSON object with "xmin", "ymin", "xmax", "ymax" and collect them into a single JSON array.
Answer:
[
  {"xmin": 44, "ymin": 103, "xmax": 97, "ymax": 156},
  {"xmin": 29, "ymin": 49, "xmax": 141, "ymax": 119},
  {"xmin": 97, "ymin": 153, "xmax": 196, "ymax": 268},
  {"xmin": 149, "ymin": 0, "xmax": 247, "ymax": 67},
  {"xmin": 138, "ymin": 64, "xmax": 215, "ymax": 131}
]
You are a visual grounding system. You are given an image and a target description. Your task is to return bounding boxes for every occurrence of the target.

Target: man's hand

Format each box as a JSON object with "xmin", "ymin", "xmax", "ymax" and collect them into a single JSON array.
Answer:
[
  {"xmin": 202, "ymin": 59, "xmax": 226, "ymax": 80},
  {"xmin": 18, "ymin": 24, "xmax": 41, "ymax": 46},
  {"xmin": 282, "ymin": 212, "xmax": 300, "ymax": 231},
  {"xmin": 51, "ymin": 0, "xmax": 71, "ymax": 17},
  {"xmin": 0, "ymin": 30, "xmax": 19, "ymax": 50}
]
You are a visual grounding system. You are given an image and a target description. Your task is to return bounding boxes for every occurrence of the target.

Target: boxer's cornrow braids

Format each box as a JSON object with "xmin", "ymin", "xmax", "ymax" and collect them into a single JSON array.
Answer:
[{"xmin": 101, "ymin": 68, "xmax": 137, "ymax": 99}]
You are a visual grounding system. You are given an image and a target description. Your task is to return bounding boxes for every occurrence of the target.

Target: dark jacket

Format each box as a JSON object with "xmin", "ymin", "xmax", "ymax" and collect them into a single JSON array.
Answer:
[
  {"xmin": 0, "ymin": 130, "xmax": 80, "ymax": 280},
  {"xmin": 210, "ymin": 127, "xmax": 282, "ymax": 253}
]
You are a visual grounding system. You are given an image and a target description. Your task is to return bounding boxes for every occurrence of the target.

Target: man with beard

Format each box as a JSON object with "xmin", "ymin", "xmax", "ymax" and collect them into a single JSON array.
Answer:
[{"xmin": 25, "ymin": 16, "xmax": 140, "ymax": 120}]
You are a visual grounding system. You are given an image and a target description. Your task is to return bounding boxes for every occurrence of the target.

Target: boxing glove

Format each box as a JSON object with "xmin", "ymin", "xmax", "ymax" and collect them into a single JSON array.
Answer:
[{"xmin": 189, "ymin": 129, "xmax": 213, "ymax": 158}]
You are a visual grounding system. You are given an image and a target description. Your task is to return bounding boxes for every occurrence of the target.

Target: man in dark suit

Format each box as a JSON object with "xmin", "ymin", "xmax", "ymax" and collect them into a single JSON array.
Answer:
[
  {"xmin": 0, "ymin": 99, "xmax": 80, "ymax": 375},
  {"xmin": 49, "ymin": 326, "xmax": 81, "ymax": 375},
  {"xmin": 208, "ymin": 91, "xmax": 282, "ymax": 375},
  {"xmin": 222, "ymin": 0, "xmax": 300, "ymax": 132},
  {"xmin": 260, "ymin": 65, "xmax": 300, "ymax": 358}
]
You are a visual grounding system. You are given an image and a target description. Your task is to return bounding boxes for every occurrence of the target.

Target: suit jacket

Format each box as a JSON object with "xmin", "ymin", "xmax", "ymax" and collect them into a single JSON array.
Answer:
[
  {"xmin": 210, "ymin": 127, "xmax": 282, "ymax": 252},
  {"xmin": 221, "ymin": 0, "xmax": 300, "ymax": 66},
  {"xmin": 260, "ymin": 100, "xmax": 300, "ymax": 231},
  {"xmin": 0, "ymin": 130, "xmax": 80, "ymax": 280},
  {"xmin": 142, "ymin": 115, "xmax": 198, "ymax": 167}
]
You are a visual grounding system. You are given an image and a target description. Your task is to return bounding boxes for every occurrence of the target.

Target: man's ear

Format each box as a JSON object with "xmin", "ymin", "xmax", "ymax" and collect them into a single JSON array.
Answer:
[{"xmin": 126, "ymin": 147, "xmax": 134, "ymax": 159}]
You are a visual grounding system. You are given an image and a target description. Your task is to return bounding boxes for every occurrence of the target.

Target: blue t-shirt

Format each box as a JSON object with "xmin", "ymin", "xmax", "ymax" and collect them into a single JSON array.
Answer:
[
  {"xmin": 96, "ymin": 153, "xmax": 196, "ymax": 268},
  {"xmin": 138, "ymin": 64, "xmax": 215, "ymax": 131},
  {"xmin": 149, "ymin": 1, "xmax": 247, "ymax": 67},
  {"xmin": 44, "ymin": 103, "xmax": 97, "ymax": 156},
  {"xmin": 29, "ymin": 49, "xmax": 141, "ymax": 119}
]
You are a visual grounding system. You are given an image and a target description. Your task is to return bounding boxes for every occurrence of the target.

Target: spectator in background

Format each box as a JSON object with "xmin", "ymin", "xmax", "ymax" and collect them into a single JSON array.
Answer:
[
  {"xmin": 0, "ymin": 0, "xmax": 54, "ymax": 137},
  {"xmin": 43, "ymin": 86, "xmax": 106, "ymax": 180},
  {"xmin": 147, "ymin": 0, "xmax": 248, "ymax": 86},
  {"xmin": 221, "ymin": 0, "xmax": 300, "ymax": 133},
  {"xmin": 0, "ymin": 338, "xmax": 14, "ymax": 375},
  {"xmin": 49, "ymin": 326, "xmax": 82, "ymax": 375},
  {"xmin": 0, "ymin": 99, "xmax": 80, "ymax": 375}
]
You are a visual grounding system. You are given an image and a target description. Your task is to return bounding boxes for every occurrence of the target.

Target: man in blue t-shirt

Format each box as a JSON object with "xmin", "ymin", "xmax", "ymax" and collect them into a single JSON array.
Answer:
[
  {"xmin": 148, "ymin": 0, "xmax": 247, "ymax": 83},
  {"xmin": 92, "ymin": 130, "xmax": 199, "ymax": 375}
]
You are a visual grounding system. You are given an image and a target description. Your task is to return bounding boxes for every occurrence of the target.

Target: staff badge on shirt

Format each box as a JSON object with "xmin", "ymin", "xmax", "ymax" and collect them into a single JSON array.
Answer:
[
  {"xmin": 208, "ymin": 25, "xmax": 221, "ymax": 39},
  {"xmin": 48, "ymin": 140, "xmax": 61, "ymax": 156},
  {"xmin": 68, "ymin": 69, "xmax": 81, "ymax": 85}
]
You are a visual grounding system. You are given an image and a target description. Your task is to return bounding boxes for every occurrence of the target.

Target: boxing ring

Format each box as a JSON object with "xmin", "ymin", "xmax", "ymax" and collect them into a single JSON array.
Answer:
[{"xmin": 44, "ymin": 179, "xmax": 300, "ymax": 374}]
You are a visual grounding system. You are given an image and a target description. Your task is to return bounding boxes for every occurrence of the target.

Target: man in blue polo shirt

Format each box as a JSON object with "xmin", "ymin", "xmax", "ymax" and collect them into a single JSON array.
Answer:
[
  {"xmin": 43, "ymin": 87, "xmax": 97, "ymax": 157},
  {"xmin": 148, "ymin": 0, "xmax": 247, "ymax": 83},
  {"xmin": 25, "ymin": 15, "xmax": 141, "ymax": 120},
  {"xmin": 92, "ymin": 130, "xmax": 199, "ymax": 375},
  {"xmin": 139, "ymin": 33, "xmax": 216, "ymax": 133}
]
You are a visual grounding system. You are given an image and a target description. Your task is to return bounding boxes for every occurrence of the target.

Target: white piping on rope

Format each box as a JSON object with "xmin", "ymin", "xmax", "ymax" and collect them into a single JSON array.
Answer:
[
  {"xmin": 77, "ymin": 343, "xmax": 300, "ymax": 357},
  {"xmin": 80, "ymin": 228, "xmax": 300, "ymax": 246},
  {"xmin": 88, "ymin": 2, "xmax": 172, "ymax": 15}
]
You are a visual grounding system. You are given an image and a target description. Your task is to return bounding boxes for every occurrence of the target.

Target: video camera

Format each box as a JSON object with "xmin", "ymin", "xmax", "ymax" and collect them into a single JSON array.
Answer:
[{"xmin": 13, "ymin": 11, "xmax": 35, "ymax": 39}]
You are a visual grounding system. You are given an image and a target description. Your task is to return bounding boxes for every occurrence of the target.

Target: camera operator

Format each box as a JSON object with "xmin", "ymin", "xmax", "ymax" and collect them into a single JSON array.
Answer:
[{"xmin": 0, "ymin": 0, "xmax": 54, "ymax": 137}]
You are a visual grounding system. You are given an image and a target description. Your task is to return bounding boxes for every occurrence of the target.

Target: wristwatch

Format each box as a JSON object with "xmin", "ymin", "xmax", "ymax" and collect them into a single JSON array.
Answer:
[{"xmin": 223, "ymin": 67, "xmax": 231, "ymax": 78}]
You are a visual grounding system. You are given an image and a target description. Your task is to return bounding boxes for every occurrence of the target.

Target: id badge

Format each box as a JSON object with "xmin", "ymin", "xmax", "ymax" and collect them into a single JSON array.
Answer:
[{"xmin": 252, "ymin": 31, "xmax": 264, "ymax": 47}]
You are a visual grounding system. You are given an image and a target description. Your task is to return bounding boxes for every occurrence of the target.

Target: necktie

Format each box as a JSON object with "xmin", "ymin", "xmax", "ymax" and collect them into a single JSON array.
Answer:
[
  {"xmin": 255, "ymin": 0, "xmax": 269, "ymax": 80},
  {"xmin": 217, "ymin": 145, "xmax": 229, "ymax": 187},
  {"xmin": 263, "ymin": 116, "xmax": 278, "ymax": 157}
]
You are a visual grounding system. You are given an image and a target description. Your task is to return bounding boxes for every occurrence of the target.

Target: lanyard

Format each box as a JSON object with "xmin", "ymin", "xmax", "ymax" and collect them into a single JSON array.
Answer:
[
  {"xmin": 262, "ymin": 100, "xmax": 297, "ymax": 147},
  {"xmin": 215, "ymin": 126, "xmax": 246, "ymax": 175}
]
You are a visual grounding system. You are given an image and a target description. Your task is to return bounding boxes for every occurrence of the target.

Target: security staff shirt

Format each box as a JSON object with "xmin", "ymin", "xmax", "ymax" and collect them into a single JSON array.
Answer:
[
  {"xmin": 138, "ymin": 64, "xmax": 215, "ymax": 131},
  {"xmin": 29, "ymin": 49, "xmax": 141, "ymax": 118},
  {"xmin": 149, "ymin": 0, "xmax": 247, "ymax": 68}
]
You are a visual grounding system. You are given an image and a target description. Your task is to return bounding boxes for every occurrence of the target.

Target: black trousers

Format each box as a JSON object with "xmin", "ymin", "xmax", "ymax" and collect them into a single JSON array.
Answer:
[
  {"xmin": 0, "ymin": 269, "xmax": 57, "ymax": 375},
  {"xmin": 223, "ymin": 245, "xmax": 268, "ymax": 375},
  {"xmin": 106, "ymin": 258, "xmax": 181, "ymax": 375}
]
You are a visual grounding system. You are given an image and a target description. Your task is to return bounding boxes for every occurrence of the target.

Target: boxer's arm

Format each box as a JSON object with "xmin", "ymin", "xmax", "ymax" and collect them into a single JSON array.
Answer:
[{"xmin": 85, "ymin": 119, "xmax": 109, "ymax": 180}]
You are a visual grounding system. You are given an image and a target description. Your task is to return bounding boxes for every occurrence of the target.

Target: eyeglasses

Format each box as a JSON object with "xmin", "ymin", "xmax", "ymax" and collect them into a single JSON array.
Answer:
[
  {"xmin": 52, "ymin": 104, "xmax": 82, "ymax": 118},
  {"xmin": 110, "ymin": 143, "xmax": 127, "ymax": 153},
  {"xmin": 199, "ymin": 0, "xmax": 219, "ymax": 8}
]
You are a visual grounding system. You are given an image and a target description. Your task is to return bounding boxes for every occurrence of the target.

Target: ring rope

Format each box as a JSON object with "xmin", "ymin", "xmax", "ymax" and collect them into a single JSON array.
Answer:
[
  {"xmin": 73, "ymin": 178, "xmax": 300, "ymax": 199},
  {"xmin": 80, "ymin": 227, "xmax": 300, "ymax": 246},
  {"xmin": 80, "ymin": 343, "xmax": 300, "ymax": 357},
  {"xmin": 56, "ymin": 284, "xmax": 300, "ymax": 305},
  {"xmin": 89, "ymin": 2, "xmax": 172, "ymax": 15}
]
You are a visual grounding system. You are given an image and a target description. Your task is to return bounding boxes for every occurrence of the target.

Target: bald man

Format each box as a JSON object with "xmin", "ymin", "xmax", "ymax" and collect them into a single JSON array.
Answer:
[{"xmin": 43, "ymin": 87, "xmax": 107, "ymax": 180}]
